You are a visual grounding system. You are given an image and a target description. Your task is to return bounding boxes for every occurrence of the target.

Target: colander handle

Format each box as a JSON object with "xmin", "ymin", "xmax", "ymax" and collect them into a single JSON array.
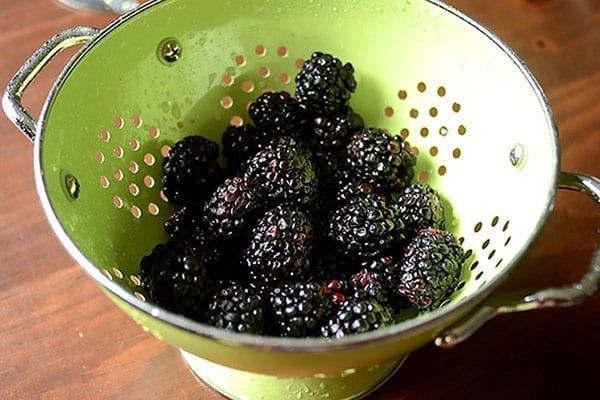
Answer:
[
  {"xmin": 2, "ymin": 26, "xmax": 99, "ymax": 142},
  {"xmin": 436, "ymin": 171, "xmax": 600, "ymax": 348}
]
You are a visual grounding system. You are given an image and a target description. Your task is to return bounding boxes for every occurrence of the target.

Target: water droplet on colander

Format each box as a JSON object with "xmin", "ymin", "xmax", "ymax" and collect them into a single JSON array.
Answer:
[{"xmin": 439, "ymin": 126, "xmax": 449, "ymax": 136}]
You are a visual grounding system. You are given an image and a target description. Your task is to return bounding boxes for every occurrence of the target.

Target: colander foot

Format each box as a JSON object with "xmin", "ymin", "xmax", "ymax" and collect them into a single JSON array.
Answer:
[{"xmin": 180, "ymin": 350, "xmax": 406, "ymax": 400}]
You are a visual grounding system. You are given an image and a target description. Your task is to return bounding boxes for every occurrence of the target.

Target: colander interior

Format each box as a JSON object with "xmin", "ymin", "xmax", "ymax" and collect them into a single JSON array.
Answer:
[{"xmin": 37, "ymin": 0, "xmax": 557, "ymax": 332}]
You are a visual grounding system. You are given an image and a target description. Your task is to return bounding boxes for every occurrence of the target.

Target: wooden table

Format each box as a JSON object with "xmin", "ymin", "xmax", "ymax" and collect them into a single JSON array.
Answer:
[{"xmin": 1, "ymin": 1, "xmax": 598, "ymax": 399}]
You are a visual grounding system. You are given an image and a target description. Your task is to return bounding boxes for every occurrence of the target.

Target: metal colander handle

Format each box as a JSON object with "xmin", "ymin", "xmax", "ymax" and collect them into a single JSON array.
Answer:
[
  {"xmin": 2, "ymin": 26, "xmax": 99, "ymax": 142},
  {"xmin": 436, "ymin": 171, "xmax": 600, "ymax": 348}
]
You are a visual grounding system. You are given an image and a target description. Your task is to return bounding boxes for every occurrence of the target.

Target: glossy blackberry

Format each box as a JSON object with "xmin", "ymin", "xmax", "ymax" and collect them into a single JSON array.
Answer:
[
  {"xmin": 139, "ymin": 241, "xmax": 209, "ymax": 318},
  {"xmin": 398, "ymin": 228, "xmax": 464, "ymax": 310},
  {"xmin": 249, "ymin": 91, "xmax": 306, "ymax": 139},
  {"xmin": 162, "ymin": 136, "xmax": 223, "ymax": 205},
  {"xmin": 222, "ymin": 125, "xmax": 262, "ymax": 173},
  {"xmin": 206, "ymin": 283, "xmax": 265, "ymax": 334},
  {"xmin": 164, "ymin": 206, "xmax": 224, "ymax": 270},
  {"xmin": 328, "ymin": 194, "xmax": 405, "ymax": 257},
  {"xmin": 335, "ymin": 170, "xmax": 378, "ymax": 204},
  {"xmin": 321, "ymin": 299, "xmax": 393, "ymax": 339},
  {"xmin": 270, "ymin": 282, "xmax": 332, "ymax": 337},
  {"xmin": 245, "ymin": 205, "xmax": 314, "ymax": 288},
  {"xmin": 395, "ymin": 184, "xmax": 445, "ymax": 236},
  {"xmin": 296, "ymin": 52, "xmax": 357, "ymax": 114},
  {"xmin": 350, "ymin": 270, "xmax": 392, "ymax": 308},
  {"xmin": 309, "ymin": 107, "xmax": 364, "ymax": 149},
  {"xmin": 204, "ymin": 176, "xmax": 261, "ymax": 239},
  {"xmin": 244, "ymin": 137, "xmax": 318, "ymax": 206},
  {"xmin": 361, "ymin": 255, "xmax": 401, "ymax": 297},
  {"xmin": 345, "ymin": 129, "xmax": 416, "ymax": 192}
]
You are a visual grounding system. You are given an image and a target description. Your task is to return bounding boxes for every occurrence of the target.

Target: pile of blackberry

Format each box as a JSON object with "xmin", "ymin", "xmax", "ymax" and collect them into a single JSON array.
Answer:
[{"xmin": 140, "ymin": 52, "xmax": 465, "ymax": 338}]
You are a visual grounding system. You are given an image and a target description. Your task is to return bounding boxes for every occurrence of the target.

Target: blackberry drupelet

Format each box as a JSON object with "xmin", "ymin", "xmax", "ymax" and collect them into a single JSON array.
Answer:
[
  {"xmin": 139, "ymin": 241, "xmax": 209, "ymax": 318},
  {"xmin": 163, "ymin": 206, "xmax": 224, "ymax": 270},
  {"xmin": 244, "ymin": 137, "xmax": 318, "ymax": 206},
  {"xmin": 309, "ymin": 107, "xmax": 364, "ymax": 149},
  {"xmin": 320, "ymin": 278, "xmax": 350, "ymax": 306},
  {"xmin": 398, "ymin": 228, "xmax": 464, "ymax": 310},
  {"xmin": 244, "ymin": 205, "xmax": 314, "ymax": 288},
  {"xmin": 249, "ymin": 91, "xmax": 306, "ymax": 140},
  {"xmin": 328, "ymin": 194, "xmax": 405, "ymax": 257},
  {"xmin": 206, "ymin": 283, "xmax": 265, "ymax": 334},
  {"xmin": 296, "ymin": 52, "xmax": 357, "ymax": 114},
  {"xmin": 321, "ymin": 299, "xmax": 393, "ymax": 339},
  {"xmin": 162, "ymin": 135, "xmax": 223, "ymax": 205},
  {"xmin": 270, "ymin": 282, "xmax": 332, "ymax": 337},
  {"xmin": 222, "ymin": 124, "xmax": 262, "ymax": 173},
  {"xmin": 345, "ymin": 129, "xmax": 416, "ymax": 192},
  {"xmin": 395, "ymin": 184, "xmax": 445, "ymax": 236},
  {"xmin": 204, "ymin": 176, "xmax": 261, "ymax": 238}
]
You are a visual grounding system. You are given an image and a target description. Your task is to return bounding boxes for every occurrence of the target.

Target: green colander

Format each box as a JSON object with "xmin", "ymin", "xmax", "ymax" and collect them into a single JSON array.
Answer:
[{"xmin": 4, "ymin": 1, "xmax": 599, "ymax": 399}]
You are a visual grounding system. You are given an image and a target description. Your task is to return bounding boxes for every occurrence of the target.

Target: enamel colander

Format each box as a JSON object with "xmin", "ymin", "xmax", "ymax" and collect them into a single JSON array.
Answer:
[{"xmin": 4, "ymin": 1, "xmax": 599, "ymax": 399}]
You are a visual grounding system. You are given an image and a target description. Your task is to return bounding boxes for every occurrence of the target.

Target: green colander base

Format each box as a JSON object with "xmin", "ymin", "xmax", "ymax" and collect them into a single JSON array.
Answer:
[{"xmin": 180, "ymin": 350, "xmax": 406, "ymax": 400}]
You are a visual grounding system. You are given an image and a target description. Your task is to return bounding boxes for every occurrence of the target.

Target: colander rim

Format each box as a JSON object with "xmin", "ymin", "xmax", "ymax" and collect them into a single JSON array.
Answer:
[{"xmin": 33, "ymin": 0, "xmax": 559, "ymax": 352}]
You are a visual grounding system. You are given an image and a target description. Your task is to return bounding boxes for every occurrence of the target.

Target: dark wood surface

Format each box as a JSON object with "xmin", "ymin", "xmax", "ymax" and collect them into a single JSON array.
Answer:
[{"xmin": 1, "ymin": 1, "xmax": 599, "ymax": 399}]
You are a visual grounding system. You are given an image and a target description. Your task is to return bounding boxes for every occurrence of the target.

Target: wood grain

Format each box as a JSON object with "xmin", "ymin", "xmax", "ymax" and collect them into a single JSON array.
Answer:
[{"xmin": 0, "ymin": 1, "xmax": 598, "ymax": 399}]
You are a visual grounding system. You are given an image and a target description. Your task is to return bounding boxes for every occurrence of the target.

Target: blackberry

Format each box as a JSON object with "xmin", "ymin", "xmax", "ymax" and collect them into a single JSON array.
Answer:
[
  {"xmin": 270, "ymin": 282, "xmax": 332, "ymax": 337},
  {"xmin": 361, "ymin": 255, "xmax": 401, "ymax": 298},
  {"xmin": 206, "ymin": 283, "xmax": 265, "ymax": 334},
  {"xmin": 335, "ymin": 170, "xmax": 378, "ymax": 204},
  {"xmin": 204, "ymin": 176, "xmax": 261, "ymax": 238},
  {"xmin": 164, "ymin": 206, "xmax": 224, "ymax": 270},
  {"xmin": 328, "ymin": 194, "xmax": 405, "ymax": 257},
  {"xmin": 296, "ymin": 52, "xmax": 357, "ymax": 114},
  {"xmin": 320, "ymin": 278, "xmax": 350, "ymax": 306},
  {"xmin": 222, "ymin": 125, "xmax": 262, "ymax": 173},
  {"xmin": 395, "ymin": 184, "xmax": 445, "ymax": 236},
  {"xmin": 345, "ymin": 129, "xmax": 416, "ymax": 192},
  {"xmin": 140, "ymin": 241, "xmax": 209, "ymax": 318},
  {"xmin": 249, "ymin": 91, "xmax": 306, "ymax": 139},
  {"xmin": 398, "ymin": 228, "xmax": 464, "ymax": 310},
  {"xmin": 350, "ymin": 270, "xmax": 392, "ymax": 308},
  {"xmin": 309, "ymin": 107, "xmax": 364, "ymax": 149},
  {"xmin": 321, "ymin": 299, "xmax": 393, "ymax": 339},
  {"xmin": 162, "ymin": 136, "xmax": 223, "ymax": 205},
  {"xmin": 244, "ymin": 137, "xmax": 318, "ymax": 206},
  {"xmin": 245, "ymin": 205, "xmax": 314, "ymax": 288}
]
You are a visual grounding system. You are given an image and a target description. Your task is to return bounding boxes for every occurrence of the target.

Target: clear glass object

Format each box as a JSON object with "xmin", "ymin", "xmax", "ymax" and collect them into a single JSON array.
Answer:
[{"xmin": 56, "ymin": 0, "xmax": 139, "ymax": 13}]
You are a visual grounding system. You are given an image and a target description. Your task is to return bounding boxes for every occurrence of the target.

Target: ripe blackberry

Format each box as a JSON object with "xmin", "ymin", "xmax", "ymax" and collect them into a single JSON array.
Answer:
[
  {"xmin": 162, "ymin": 136, "xmax": 223, "ymax": 205},
  {"xmin": 350, "ymin": 270, "xmax": 392, "ymax": 308},
  {"xmin": 249, "ymin": 91, "xmax": 306, "ymax": 139},
  {"xmin": 398, "ymin": 228, "xmax": 464, "ymax": 310},
  {"xmin": 345, "ymin": 129, "xmax": 416, "ymax": 192},
  {"xmin": 206, "ymin": 283, "xmax": 265, "ymax": 334},
  {"xmin": 244, "ymin": 205, "xmax": 314, "ymax": 288},
  {"xmin": 270, "ymin": 282, "xmax": 332, "ymax": 337},
  {"xmin": 395, "ymin": 184, "xmax": 445, "ymax": 236},
  {"xmin": 204, "ymin": 176, "xmax": 261, "ymax": 238},
  {"xmin": 335, "ymin": 170, "xmax": 378, "ymax": 204},
  {"xmin": 321, "ymin": 299, "xmax": 393, "ymax": 339},
  {"xmin": 328, "ymin": 194, "xmax": 405, "ymax": 257},
  {"xmin": 361, "ymin": 255, "xmax": 401, "ymax": 297},
  {"xmin": 222, "ymin": 125, "xmax": 262, "ymax": 173},
  {"xmin": 296, "ymin": 52, "xmax": 357, "ymax": 114},
  {"xmin": 164, "ymin": 206, "xmax": 224, "ymax": 270},
  {"xmin": 244, "ymin": 137, "xmax": 318, "ymax": 206},
  {"xmin": 309, "ymin": 107, "xmax": 364, "ymax": 149},
  {"xmin": 139, "ymin": 241, "xmax": 209, "ymax": 318}
]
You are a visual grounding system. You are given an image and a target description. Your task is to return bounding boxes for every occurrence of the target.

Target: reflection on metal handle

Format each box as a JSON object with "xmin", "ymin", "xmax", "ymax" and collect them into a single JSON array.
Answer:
[
  {"xmin": 436, "ymin": 172, "xmax": 600, "ymax": 348},
  {"xmin": 2, "ymin": 26, "xmax": 99, "ymax": 142}
]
